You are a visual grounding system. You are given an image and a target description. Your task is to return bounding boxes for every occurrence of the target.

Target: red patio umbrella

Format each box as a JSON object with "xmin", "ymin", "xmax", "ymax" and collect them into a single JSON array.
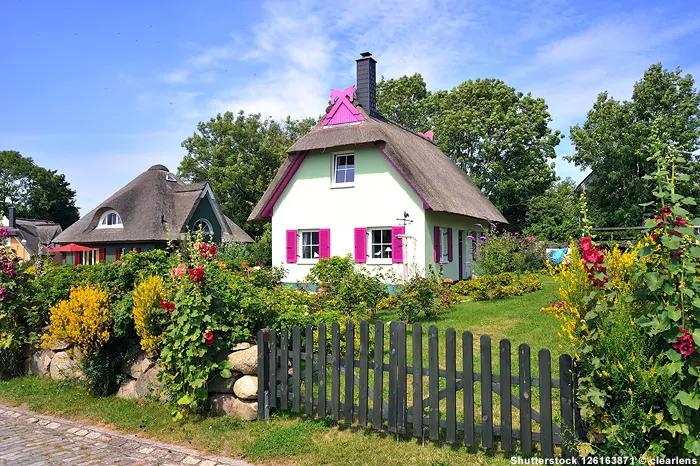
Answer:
[{"xmin": 48, "ymin": 243, "xmax": 97, "ymax": 253}]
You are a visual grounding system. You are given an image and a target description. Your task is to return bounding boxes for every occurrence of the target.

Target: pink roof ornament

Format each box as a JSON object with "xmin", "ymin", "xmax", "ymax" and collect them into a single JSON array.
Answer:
[
  {"xmin": 417, "ymin": 129, "xmax": 434, "ymax": 141},
  {"xmin": 321, "ymin": 84, "xmax": 364, "ymax": 126}
]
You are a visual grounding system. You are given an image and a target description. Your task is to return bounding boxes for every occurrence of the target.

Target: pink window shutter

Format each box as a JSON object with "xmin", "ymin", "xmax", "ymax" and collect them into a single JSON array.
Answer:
[
  {"xmin": 319, "ymin": 229, "xmax": 331, "ymax": 259},
  {"xmin": 354, "ymin": 228, "xmax": 367, "ymax": 263},
  {"xmin": 433, "ymin": 226, "xmax": 441, "ymax": 262},
  {"xmin": 447, "ymin": 228, "xmax": 453, "ymax": 262},
  {"xmin": 286, "ymin": 230, "xmax": 297, "ymax": 263},
  {"xmin": 391, "ymin": 226, "xmax": 405, "ymax": 263}
]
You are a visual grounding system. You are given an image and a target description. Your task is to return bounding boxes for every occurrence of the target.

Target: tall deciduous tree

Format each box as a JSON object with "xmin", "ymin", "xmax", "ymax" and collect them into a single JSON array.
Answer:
[
  {"xmin": 178, "ymin": 111, "xmax": 316, "ymax": 237},
  {"xmin": 523, "ymin": 179, "xmax": 582, "ymax": 242},
  {"xmin": 568, "ymin": 64, "xmax": 700, "ymax": 227},
  {"xmin": 0, "ymin": 150, "xmax": 79, "ymax": 228},
  {"xmin": 377, "ymin": 76, "xmax": 562, "ymax": 230}
]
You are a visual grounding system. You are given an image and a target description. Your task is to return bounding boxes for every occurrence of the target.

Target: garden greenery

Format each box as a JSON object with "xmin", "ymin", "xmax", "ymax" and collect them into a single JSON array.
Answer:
[{"xmin": 543, "ymin": 134, "xmax": 700, "ymax": 458}]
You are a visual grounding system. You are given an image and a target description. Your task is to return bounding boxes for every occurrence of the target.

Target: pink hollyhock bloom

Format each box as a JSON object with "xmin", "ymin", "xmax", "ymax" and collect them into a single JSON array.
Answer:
[
  {"xmin": 672, "ymin": 328, "xmax": 695, "ymax": 357},
  {"xmin": 204, "ymin": 331, "xmax": 214, "ymax": 347},
  {"xmin": 582, "ymin": 248, "xmax": 601, "ymax": 264},
  {"xmin": 172, "ymin": 263, "xmax": 186, "ymax": 277},
  {"xmin": 580, "ymin": 237, "xmax": 593, "ymax": 252}
]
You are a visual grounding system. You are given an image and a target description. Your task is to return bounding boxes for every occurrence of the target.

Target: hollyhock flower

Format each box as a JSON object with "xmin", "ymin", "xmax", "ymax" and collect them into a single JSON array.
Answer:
[
  {"xmin": 172, "ymin": 263, "xmax": 186, "ymax": 277},
  {"xmin": 673, "ymin": 216, "xmax": 687, "ymax": 227},
  {"xmin": 662, "ymin": 205, "xmax": 672, "ymax": 216},
  {"xmin": 670, "ymin": 248, "xmax": 683, "ymax": 259},
  {"xmin": 204, "ymin": 331, "xmax": 214, "ymax": 347},
  {"xmin": 475, "ymin": 223, "xmax": 483, "ymax": 228},
  {"xmin": 0, "ymin": 228, "xmax": 8, "ymax": 237},
  {"xmin": 0, "ymin": 286, "xmax": 7, "ymax": 302},
  {"xmin": 189, "ymin": 265, "xmax": 205, "ymax": 283},
  {"xmin": 583, "ymin": 248, "xmax": 601, "ymax": 264},
  {"xmin": 209, "ymin": 245, "xmax": 217, "ymax": 257},
  {"xmin": 580, "ymin": 237, "xmax": 593, "ymax": 252},
  {"xmin": 159, "ymin": 298, "xmax": 175, "ymax": 313},
  {"xmin": 672, "ymin": 328, "xmax": 695, "ymax": 357},
  {"xmin": 651, "ymin": 233, "xmax": 659, "ymax": 243},
  {"xmin": 669, "ymin": 229, "xmax": 682, "ymax": 237}
]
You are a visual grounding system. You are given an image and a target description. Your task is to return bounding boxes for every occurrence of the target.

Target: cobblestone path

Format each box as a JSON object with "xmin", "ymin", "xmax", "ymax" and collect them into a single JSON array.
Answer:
[{"xmin": 0, "ymin": 404, "xmax": 253, "ymax": 465}]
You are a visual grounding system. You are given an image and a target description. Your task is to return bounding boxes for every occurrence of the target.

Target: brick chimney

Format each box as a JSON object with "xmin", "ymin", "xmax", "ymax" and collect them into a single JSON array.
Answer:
[{"xmin": 356, "ymin": 52, "xmax": 377, "ymax": 117}]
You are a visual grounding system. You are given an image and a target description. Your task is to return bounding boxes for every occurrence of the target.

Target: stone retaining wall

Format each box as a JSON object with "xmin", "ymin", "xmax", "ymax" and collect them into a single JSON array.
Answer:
[{"xmin": 21, "ymin": 342, "xmax": 259, "ymax": 421}]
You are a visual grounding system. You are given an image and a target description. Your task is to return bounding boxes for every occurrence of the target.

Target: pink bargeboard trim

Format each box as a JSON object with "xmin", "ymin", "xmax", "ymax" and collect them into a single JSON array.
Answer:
[
  {"xmin": 375, "ymin": 143, "xmax": 431, "ymax": 210},
  {"xmin": 260, "ymin": 152, "xmax": 308, "ymax": 218},
  {"xmin": 321, "ymin": 97, "xmax": 363, "ymax": 126}
]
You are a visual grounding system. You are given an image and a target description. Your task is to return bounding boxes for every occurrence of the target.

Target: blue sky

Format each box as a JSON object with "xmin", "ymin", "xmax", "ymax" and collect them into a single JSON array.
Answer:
[{"xmin": 3, "ymin": 0, "xmax": 700, "ymax": 214}]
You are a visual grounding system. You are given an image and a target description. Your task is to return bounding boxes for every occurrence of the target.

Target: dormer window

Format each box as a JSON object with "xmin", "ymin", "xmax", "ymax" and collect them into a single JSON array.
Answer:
[
  {"xmin": 193, "ymin": 218, "xmax": 213, "ymax": 236},
  {"xmin": 97, "ymin": 210, "xmax": 123, "ymax": 229},
  {"xmin": 166, "ymin": 173, "xmax": 177, "ymax": 182}
]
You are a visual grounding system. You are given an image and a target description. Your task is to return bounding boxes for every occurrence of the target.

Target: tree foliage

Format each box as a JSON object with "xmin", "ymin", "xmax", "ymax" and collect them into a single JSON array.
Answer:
[
  {"xmin": 377, "ymin": 76, "xmax": 562, "ymax": 230},
  {"xmin": 178, "ymin": 111, "xmax": 315, "ymax": 237},
  {"xmin": 0, "ymin": 150, "xmax": 79, "ymax": 228},
  {"xmin": 568, "ymin": 64, "xmax": 700, "ymax": 227},
  {"xmin": 523, "ymin": 179, "xmax": 582, "ymax": 242}
]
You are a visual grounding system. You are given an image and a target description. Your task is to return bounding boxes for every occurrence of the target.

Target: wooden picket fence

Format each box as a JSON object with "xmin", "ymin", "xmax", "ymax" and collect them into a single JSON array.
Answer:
[{"xmin": 256, "ymin": 321, "xmax": 577, "ymax": 458}]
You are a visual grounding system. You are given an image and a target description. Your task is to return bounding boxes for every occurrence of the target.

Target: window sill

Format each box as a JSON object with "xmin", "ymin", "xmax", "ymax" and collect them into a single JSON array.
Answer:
[
  {"xmin": 367, "ymin": 260, "xmax": 393, "ymax": 266},
  {"xmin": 330, "ymin": 183, "xmax": 354, "ymax": 189},
  {"xmin": 297, "ymin": 260, "xmax": 319, "ymax": 265}
]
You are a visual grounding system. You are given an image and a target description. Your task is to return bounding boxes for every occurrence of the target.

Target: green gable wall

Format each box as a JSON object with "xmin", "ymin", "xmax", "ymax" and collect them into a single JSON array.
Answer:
[
  {"xmin": 187, "ymin": 196, "xmax": 222, "ymax": 243},
  {"xmin": 64, "ymin": 243, "xmax": 159, "ymax": 265}
]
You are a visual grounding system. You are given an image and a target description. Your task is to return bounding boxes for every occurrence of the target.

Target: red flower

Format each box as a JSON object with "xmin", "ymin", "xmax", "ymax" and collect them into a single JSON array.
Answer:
[
  {"xmin": 662, "ymin": 205, "xmax": 672, "ymax": 216},
  {"xmin": 580, "ymin": 237, "xmax": 593, "ymax": 252},
  {"xmin": 582, "ymin": 248, "xmax": 601, "ymax": 264},
  {"xmin": 209, "ymin": 245, "xmax": 217, "ymax": 257},
  {"xmin": 670, "ymin": 248, "xmax": 683, "ymax": 259},
  {"xmin": 673, "ymin": 216, "xmax": 687, "ymax": 227},
  {"xmin": 204, "ymin": 331, "xmax": 214, "ymax": 347},
  {"xmin": 651, "ymin": 233, "xmax": 659, "ymax": 243},
  {"xmin": 159, "ymin": 298, "xmax": 175, "ymax": 313},
  {"xmin": 188, "ymin": 265, "xmax": 205, "ymax": 282},
  {"xmin": 672, "ymin": 328, "xmax": 695, "ymax": 357}
]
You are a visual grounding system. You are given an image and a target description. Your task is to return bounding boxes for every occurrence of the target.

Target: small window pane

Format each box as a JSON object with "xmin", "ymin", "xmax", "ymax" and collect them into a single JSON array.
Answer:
[
  {"xmin": 312, "ymin": 245, "xmax": 319, "ymax": 258},
  {"xmin": 335, "ymin": 170, "xmax": 344, "ymax": 184},
  {"xmin": 372, "ymin": 230, "xmax": 381, "ymax": 243},
  {"xmin": 345, "ymin": 168, "xmax": 354, "ymax": 183},
  {"xmin": 382, "ymin": 229, "xmax": 391, "ymax": 243}
]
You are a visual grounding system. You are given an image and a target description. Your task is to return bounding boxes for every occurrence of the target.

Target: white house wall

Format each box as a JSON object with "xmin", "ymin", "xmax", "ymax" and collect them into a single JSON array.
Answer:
[{"xmin": 272, "ymin": 144, "xmax": 426, "ymax": 284}]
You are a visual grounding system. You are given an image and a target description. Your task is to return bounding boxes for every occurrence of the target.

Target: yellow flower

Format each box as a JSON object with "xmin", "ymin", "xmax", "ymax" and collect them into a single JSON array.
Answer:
[
  {"xmin": 602, "ymin": 371, "xmax": 610, "ymax": 377},
  {"xmin": 629, "ymin": 374, "xmax": 635, "ymax": 382},
  {"xmin": 618, "ymin": 362, "xmax": 624, "ymax": 370},
  {"xmin": 608, "ymin": 386, "xmax": 613, "ymax": 391},
  {"xmin": 628, "ymin": 389, "xmax": 633, "ymax": 396}
]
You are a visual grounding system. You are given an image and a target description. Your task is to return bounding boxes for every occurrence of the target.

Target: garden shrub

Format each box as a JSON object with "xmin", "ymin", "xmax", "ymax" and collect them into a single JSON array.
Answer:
[
  {"xmin": 0, "ymin": 231, "xmax": 26, "ymax": 377},
  {"xmin": 393, "ymin": 270, "xmax": 449, "ymax": 322},
  {"xmin": 517, "ymin": 273, "xmax": 543, "ymax": 293},
  {"xmin": 474, "ymin": 231, "xmax": 547, "ymax": 276},
  {"xmin": 543, "ymin": 143, "xmax": 700, "ymax": 457},
  {"xmin": 376, "ymin": 294, "xmax": 400, "ymax": 312},
  {"xmin": 23, "ymin": 262, "xmax": 80, "ymax": 328},
  {"xmin": 42, "ymin": 285, "xmax": 112, "ymax": 355},
  {"xmin": 133, "ymin": 275, "xmax": 168, "ymax": 356},
  {"xmin": 307, "ymin": 255, "xmax": 388, "ymax": 318},
  {"xmin": 82, "ymin": 339, "xmax": 134, "ymax": 396}
]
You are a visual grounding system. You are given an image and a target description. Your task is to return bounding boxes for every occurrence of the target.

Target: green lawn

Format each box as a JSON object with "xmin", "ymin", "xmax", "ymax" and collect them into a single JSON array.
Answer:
[{"xmin": 0, "ymin": 276, "xmax": 565, "ymax": 466}]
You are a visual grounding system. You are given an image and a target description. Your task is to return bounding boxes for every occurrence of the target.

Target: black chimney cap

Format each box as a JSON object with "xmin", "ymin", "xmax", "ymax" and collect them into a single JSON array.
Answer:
[{"xmin": 360, "ymin": 52, "xmax": 372, "ymax": 58}]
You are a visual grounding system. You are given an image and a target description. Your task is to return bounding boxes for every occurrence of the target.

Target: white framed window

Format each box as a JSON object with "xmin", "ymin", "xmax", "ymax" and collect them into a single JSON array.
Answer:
[
  {"xmin": 193, "ymin": 218, "xmax": 213, "ymax": 236},
  {"xmin": 369, "ymin": 228, "xmax": 392, "ymax": 263},
  {"xmin": 97, "ymin": 210, "xmax": 123, "ymax": 229},
  {"xmin": 300, "ymin": 230, "xmax": 320, "ymax": 261},
  {"xmin": 441, "ymin": 227, "xmax": 449, "ymax": 262},
  {"xmin": 332, "ymin": 153, "xmax": 355, "ymax": 186}
]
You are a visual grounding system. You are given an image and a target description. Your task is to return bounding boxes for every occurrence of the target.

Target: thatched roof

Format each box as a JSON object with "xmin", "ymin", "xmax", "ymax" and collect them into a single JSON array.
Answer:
[
  {"xmin": 249, "ymin": 106, "xmax": 507, "ymax": 223},
  {"xmin": 55, "ymin": 165, "xmax": 252, "ymax": 245},
  {"xmin": 8, "ymin": 219, "xmax": 62, "ymax": 256}
]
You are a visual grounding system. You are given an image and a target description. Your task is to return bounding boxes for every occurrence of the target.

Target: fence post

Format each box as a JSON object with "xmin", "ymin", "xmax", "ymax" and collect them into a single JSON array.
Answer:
[
  {"xmin": 318, "ymin": 323, "xmax": 327, "ymax": 418},
  {"xmin": 292, "ymin": 326, "xmax": 301, "ymax": 413},
  {"xmin": 397, "ymin": 321, "xmax": 407, "ymax": 435},
  {"xmin": 412, "ymin": 323, "xmax": 423, "ymax": 439},
  {"xmin": 305, "ymin": 324, "xmax": 314, "ymax": 416},
  {"xmin": 359, "ymin": 321, "xmax": 369, "ymax": 427},
  {"xmin": 481, "ymin": 335, "xmax": 493, "ymax": 449},
  {"xmin": 445, "ymin": 328, "xmax": 457, "ymax": 444},
  {"xmin": 344, "ymin": 321, "xmax": 355, "ymax": 425},
  {"xmin": 539, "ymin": 349, "xmax": 554, "ymax": 458},
  {"xmin": 500, "ymin": 339, "xmax": 512, "ymax": 451},
  {"xmin": 428, "ymin": 325, "xmax": 439, "ymax": 441},
  {"xmin": 280, "ymin": 328, "xmax": 289, "ymax": 410},
  {"xmin": 373, "ymin": 321, "xmax": 385, "ymax": 429},
  {"xmin": 519, "ymin": 344, "xmax": 532, "ymax": 455},
  {"xmin": 463, "ymin": 331, "xmax": 475, "ymax": 447},
  {"xmin": 331, "ymin": 321, "xmax": 341, "ymax": 421},
  {"xmin": 560, "ymin": 354, "xmax": 574, "ymax": 458},
  {"xmin": 387, "ymin": 322, "xmax": 397, "ymax": 433},
  {"xmin": 257, "ymin": 329, "xmax": 270, "ymax": 420},
  {"xmin": 269, "ymin": 329, "xmax": 277, "ymax": 410}
]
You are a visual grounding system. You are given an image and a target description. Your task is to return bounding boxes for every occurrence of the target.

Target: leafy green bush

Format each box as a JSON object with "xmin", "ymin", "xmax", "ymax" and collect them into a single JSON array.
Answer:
[
  {"xmin": 475, "ymin": 232, "xmax": 547, "ymax": 276},
  {"xmin": 452, "ymin": 274, "xmax": 532, "ymax": 302},
  {"xmin": 307, "ymin": 256, "xmax": 387, "ymax": 318},
  {"xmin": 517, "ymin": 273, "xmax": 544, "ymax": 293},
  {"xmin": 393, "ymin": 270, "xmax": 450, "ymax": 322}
]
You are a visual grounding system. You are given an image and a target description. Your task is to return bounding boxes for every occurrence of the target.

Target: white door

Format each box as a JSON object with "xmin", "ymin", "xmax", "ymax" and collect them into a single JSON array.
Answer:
[{"xmin": 464, "ymin": 232, "xmax": 473, "ymax": 279}]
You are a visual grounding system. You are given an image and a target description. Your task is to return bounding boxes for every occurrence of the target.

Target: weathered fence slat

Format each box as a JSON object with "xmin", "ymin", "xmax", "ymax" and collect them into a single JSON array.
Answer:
[
  {"xmin": 268, "ymin": 329, "xmax": 277, "ymax": 410},
  {"xmin": 397, "ymin": 321, "xmax": 407, "ymax": 435},
  {"xmin": 305, "ymin": 324, "xmax": 314, "ymax": 416},
  {"xmin": 257, "ymin": 330, "xmax": 268, "ymax": 420},
  {"xmin": 344, "ymin": 321, "xmax": 355, "ymax": 425},
  {"xmin": 318, "ymin": 323, "xmax": 327, "ymax": 418},
  {"xmin": 445, "ymin": 328, "xmax": 457, "ymax": 444},
  {"xmin": 560, "ymin": 354, "xmax": 574, "ymax": 458},
  {"xmin": 519, "ymin": 343, "xmax": 532, "ymax": 455},
  {"xmin": 500, "ymin": 339, "xmax": 512, "ymax": 451},
  {"xmin": 428, "ymin": 325, "xmax": 439, "ymax": 441},
  {"xmin": 481, "ymin": 335, "xmax": 493, "ymax": 449},
  {"xmin": 292, "ymin": 326, "xmax": 301, "ymax": 413},
  {"xmin": 412, "ymin": 323, "xmax": 423, "ymax": 438},
  {"xmin": 373, "ymin": 321, "xmax": 384, "ymax": 429},
  {"xmin": 387, "ymin": 322, "xmax": 398, "ymax": 432},
  {"xmin": 280, "ymin": 328, "xmax": 289, "ymax": 410},
  {"xmin": 539, "ymin": 348, "xmax": 554, "ymax": 458},
  {"xmin": 359, "ymin": 321, "xmax": 369, "ymax": 427},
  {"xmin": 463, "ymin": 331, "xmax": 475, "ymax": 447},
  {"xmin": 331, "ymin": 322, "xmax": 341, "ymax": 421}
]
